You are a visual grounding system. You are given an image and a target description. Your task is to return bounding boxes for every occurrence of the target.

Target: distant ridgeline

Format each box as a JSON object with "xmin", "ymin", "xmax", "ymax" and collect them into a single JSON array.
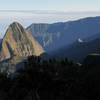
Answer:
[{"xmin": 27, "ymin": 16, "xmax": 100, "ymax": 51}]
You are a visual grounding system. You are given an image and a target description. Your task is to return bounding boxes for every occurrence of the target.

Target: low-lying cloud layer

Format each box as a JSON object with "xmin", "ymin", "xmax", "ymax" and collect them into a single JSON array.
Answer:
[{"xmin": 0, "ymin": 10, "xmax": 100, "ymax": 38}]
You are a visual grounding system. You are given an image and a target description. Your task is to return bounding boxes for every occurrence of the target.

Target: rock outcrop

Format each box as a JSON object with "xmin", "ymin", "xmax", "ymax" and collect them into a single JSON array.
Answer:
[{"xmin": 0, "ymin": 22, "xmax": 44, "ymax": 61}]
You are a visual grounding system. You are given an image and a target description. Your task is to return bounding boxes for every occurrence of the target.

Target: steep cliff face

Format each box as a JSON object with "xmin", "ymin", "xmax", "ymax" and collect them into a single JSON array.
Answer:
[
  {"xmin": 0, "ymin": 22, "xmax": 44, "ymax": 61},
  {"xmin": 27, "ymin": 17, "xmax": 100, "ymax": 51}
]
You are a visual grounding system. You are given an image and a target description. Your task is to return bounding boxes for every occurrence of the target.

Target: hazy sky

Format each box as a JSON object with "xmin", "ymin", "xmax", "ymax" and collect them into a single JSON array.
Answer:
[
  {"xmin": 0, "ymin": 0, "xmax": 100, "ymax": 38},
  {"xmin": 0, "ymin": 0, "xmax": 100, "ymax": 11}
]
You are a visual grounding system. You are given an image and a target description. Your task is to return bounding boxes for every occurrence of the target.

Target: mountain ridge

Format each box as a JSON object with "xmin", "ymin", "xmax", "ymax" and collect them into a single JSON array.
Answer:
[{"xmin": 27, "ymin": 16, "xmax": 100, "ymax": 51}]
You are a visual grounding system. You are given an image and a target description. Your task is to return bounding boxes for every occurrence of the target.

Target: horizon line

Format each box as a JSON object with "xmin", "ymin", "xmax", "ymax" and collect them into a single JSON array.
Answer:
[{"xmin": 0, "ymin": 10, "xmax": 100, "ymax": 13}]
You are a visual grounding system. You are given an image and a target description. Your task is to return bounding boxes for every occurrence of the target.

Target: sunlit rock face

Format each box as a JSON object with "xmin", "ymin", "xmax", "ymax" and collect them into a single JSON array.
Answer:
[
  {"xmin": 0, "ymin": 22, "xmax": 44, "ymax": 61},
  {"xmin": 77, "ymin": 38, "xmax": 83, "ymax": 43}
]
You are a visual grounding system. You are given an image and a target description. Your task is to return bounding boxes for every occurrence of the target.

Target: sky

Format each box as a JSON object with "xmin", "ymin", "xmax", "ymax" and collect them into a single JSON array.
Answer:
[
  {"xmin": 0, "ymin": 0, "xmax": 100, "ymax": 11},
  {"xmin": 0, "ymin": 0, "xmax": 100, "ymax": 38}
]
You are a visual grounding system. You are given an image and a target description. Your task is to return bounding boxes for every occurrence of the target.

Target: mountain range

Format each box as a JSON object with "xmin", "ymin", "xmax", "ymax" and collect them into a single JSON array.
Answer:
[
  {"xmin": 1, "ymin": 16, "xmax": 100, "ymax": 73},
  {"xmin": 27, "ymin": 16, "xmax": 100, "ymax": 51}
]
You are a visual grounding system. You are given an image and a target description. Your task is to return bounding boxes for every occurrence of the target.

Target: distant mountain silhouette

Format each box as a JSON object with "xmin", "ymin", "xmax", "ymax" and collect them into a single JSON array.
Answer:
[
  {"xmin": 27, "ymin": 16, "xmax": 100, "ymax": 51},
  {"xmin": 0, "ymin": 22, "xmax": 44, "ymax": 61}
]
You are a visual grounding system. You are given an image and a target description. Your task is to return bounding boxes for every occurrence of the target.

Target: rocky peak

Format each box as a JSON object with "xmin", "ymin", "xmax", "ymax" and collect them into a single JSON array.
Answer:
[{"xmin": 0, "ymin": 22, "xmax": 44, "ymax": 61}]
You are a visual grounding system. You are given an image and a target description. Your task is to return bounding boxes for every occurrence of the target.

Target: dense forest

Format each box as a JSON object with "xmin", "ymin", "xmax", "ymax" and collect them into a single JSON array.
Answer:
[{"xmin": 0, "ymin": 55, "xmax": 100, "ymax": 100}]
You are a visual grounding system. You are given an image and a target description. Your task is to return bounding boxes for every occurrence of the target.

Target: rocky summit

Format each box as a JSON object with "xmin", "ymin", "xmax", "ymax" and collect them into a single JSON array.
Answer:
[{"xmin": 0, "ymin": 22, "xmax": 44, "ymax": 61}]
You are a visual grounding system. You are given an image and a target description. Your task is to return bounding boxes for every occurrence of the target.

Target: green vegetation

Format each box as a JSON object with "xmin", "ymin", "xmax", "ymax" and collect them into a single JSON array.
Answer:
[
  {"xmin": 0, "ymin": 56, "xmax": 26, "ymax": 74},
  {"xmin": 0, "ymin": 55, "xmax": 100, "ymax": 100}
]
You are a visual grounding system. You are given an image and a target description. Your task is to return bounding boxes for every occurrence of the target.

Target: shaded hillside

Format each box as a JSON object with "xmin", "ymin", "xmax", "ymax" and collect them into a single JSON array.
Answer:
[
  {"xmin": 0, "ymin": 39, "xmax": 2, "ymax": 43},
  {"xmin": 27, "ymin": 16, "xmax": 100, "ymax": 51},
  {"xmin": 0, "ymin": 22, "xmax": 44, "ymax": 61},
  {"xmin": 53, "ymin": 37, "xmax": 100, "ymax": 62},
  {"xmin": 0, "ymin": 56, "xmax": 26, "ymax": 74},
  {"xmin": 27, "ymin": 23, "xmax": 60, "ymax": 51},
  {"xmin": 84, "ymin": 32, "xmax": 100, "ymax": 42},
  {"xmin": 83, "ymin": 54, "xmax": 100, "ymax": 68}
]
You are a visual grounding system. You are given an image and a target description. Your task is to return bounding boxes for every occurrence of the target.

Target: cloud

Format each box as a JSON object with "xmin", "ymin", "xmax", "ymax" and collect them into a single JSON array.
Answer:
[
  {"xmin": 0, "ymin": 10, "xmax": 100, "ymax": 22},
  {"xmin": 0, "ymin": 10, "xmax": 100, "ymax": 38}
]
